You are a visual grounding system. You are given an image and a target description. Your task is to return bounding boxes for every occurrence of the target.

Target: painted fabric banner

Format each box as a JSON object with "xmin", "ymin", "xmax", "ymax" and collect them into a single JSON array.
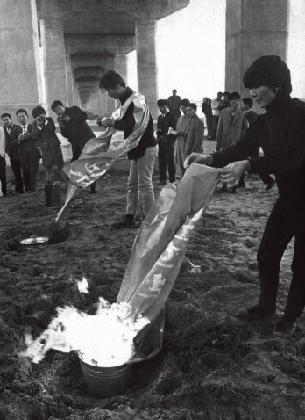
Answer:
[
  {"xmin": 63, "ymin": 91, "xmax": 150, "ymax": 188},
  {"xmin": 117, "ymin": 164, "xmax": 220, "ymax": 362}
]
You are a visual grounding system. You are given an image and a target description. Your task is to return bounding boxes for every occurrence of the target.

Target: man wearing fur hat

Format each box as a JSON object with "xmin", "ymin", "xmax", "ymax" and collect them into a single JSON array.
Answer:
[{"xmin": 184, "ymin": 55, "xmax": 305, "ymax": 333}]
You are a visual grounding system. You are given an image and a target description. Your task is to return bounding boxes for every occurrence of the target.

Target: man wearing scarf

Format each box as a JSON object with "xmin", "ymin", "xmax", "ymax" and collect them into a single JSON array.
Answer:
[
  {"xmin": 98, "ymin": 70, "xmax": 157, "ymax": 228},
  {"xmin": 185, "ymin": 55, "xmax": 305, "ymax": 333}
]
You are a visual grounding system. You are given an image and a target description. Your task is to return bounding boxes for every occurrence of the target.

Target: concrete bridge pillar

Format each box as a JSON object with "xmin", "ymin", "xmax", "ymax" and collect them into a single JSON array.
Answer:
[
  {"xmin": 42, "ymin": 18, "xmax": 68, "ymax": 111},
  {"xmin": 0, "ymin": 0, "xmax": 43, "ymax": 116},
  {"xmin": 225, "ymin": 0, "xmax": 288, "ymax": 97},
  {"xmin": 115, "ymin": 53, "xmax": 127, "ymax": 83},
  {"xmin": 136, "ymin": 19, "xmax": 158, "ymax": 118}
]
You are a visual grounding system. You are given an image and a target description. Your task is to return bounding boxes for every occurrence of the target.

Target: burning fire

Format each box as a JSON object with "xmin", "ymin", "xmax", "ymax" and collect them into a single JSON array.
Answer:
[{"xmin": 21, "ymin": 297, "xmax": 149, "ymax": 367}]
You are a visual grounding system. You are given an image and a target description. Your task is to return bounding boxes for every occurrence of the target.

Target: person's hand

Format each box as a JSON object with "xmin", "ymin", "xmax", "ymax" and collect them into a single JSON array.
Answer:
[
  {"xmin": 220, "ymin": 160, "xmax": 250, "ymax": 186},
  {"xmin": 100, "ymin": 118, "xmax": 114, "ymax": 127},
  {"xmin": 183, "ymin": 153, "xmax": 213, "ymax": 169},
  {"xmin": 60, "ymin": 114, "xmax": 70, "ymax": 122}
]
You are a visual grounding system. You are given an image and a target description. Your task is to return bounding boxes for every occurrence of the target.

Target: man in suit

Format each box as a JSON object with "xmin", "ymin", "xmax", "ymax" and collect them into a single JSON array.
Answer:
[
  {"xmin": 51, "ymin": 99, "xmax": 96, "ymax": 192},
  {"xmin": 0, "ymin": 125, "xmax": 7, "ymax": 196},
  {"xmin": 16, "ymin": 108, "xmax": 41, "ymax": 192},
  {"xmin": 30, "ymin": 105, "xmax": 64, "ymax": 182},
  {"xmin": 1, "ymin": 112, "xmax": 24, "ymax": 193},
  {"xmin": 156, "ymin": 99, "xmax": 176, "ymax": 185}
]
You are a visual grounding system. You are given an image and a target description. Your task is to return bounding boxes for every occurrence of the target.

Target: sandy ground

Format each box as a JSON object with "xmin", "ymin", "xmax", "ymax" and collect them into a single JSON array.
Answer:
[{"xmin": 0, "ymin": 153, "xmax": 305, "ymax": 419}]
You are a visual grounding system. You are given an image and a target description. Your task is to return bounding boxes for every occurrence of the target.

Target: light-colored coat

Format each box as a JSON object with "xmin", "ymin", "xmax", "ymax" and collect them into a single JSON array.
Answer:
[{"xmin": 216, "ymin": 108, "xmax": 248, "ymax": 151}]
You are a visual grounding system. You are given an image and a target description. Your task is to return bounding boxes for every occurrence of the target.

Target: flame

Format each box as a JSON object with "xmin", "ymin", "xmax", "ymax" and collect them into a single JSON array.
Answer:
[
  {"xmin": 20, "ymin": 298, "xmax": 149, "ymax": 367},
  {"xmin": 77, "ymin": 276, "xmax": 89, "ymax": 294}
]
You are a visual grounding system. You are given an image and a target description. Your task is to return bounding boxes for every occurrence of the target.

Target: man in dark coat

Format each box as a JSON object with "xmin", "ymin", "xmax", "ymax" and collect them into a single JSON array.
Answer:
[
  {"xmin": 167, "ymin": 89, "xmax": 182, "ymax": 122},
  {"xmin": 51, "ymin": 100, "xmax": 96, "ymax": 192},
  {"xmin": 16, "ymin": 109, "xmax": 41, "ymax": 192},
  {"xmin": 30, "ymin": 105, "xmax": 64, "ymax": 182},
  {"xmin": 1, "ymin": 112, "xmax": 24, "ymax": 193},
  {"xmin": 241, "ymin": 97, "xmax": 275, "ymax": 191},
  {"xmin": 185, "ymin": 55, "xmax": 305, "ymax": 333},
  {"xmin": 156, "ymin": 99, "xmax": 176, "ymax": 185}
]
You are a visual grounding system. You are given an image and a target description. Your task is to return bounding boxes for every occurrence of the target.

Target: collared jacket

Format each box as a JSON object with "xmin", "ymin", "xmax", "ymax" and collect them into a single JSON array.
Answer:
[
  {"xmin": 4, "ymin": 124, "xmax": 22, "ymax": 159},
  {"xmin": 212, "ymin": 93, "xmax": 305, "ymax": 202},
  {"xmin": 156, "ymin": 111, "xmax": 176, "ymax": 146}
]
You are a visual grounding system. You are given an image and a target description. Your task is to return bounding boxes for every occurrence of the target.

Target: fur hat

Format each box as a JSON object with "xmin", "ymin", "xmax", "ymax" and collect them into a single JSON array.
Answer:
[{"xmin": 244, "ymin": 55, "xmax": 292, "ymax": 94}]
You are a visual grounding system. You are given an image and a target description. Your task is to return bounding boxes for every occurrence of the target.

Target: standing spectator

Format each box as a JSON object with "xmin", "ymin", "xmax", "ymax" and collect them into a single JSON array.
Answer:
[
  {"xmin": 0, "ymin": 125, "xmax": 7, "ymax": 196},
  {"xmin": 98, "ymin": 70, "xmax": 158, "ymax": 228},
  {"xmin": 16, "ymin": 109, "xmax": 40, "ymax": 192},
  {"xmin": 242, "ymin": 97, "xmax": 275, "ymax": 191},
  {"xmin": 30, "ymin": 105, "xmax": 64, "ymax": 182},
  {"xmin": 1, "ymin": 113, "xmax": 24, "ymax": 193},
  {"xmin": 174, "ymin": 98, "xmax": 191, "ymax": 177},
  {"xmin": 210, "ymin": 91, "xmax": 223, "ymax": 139},
  {"xmin": 156, "ymin": 99, "xmax": 176, "ymax": 185},
  {"xmin": 201, "ymin": 98, "xmax": 213, "ymax": 139},
  {"xmin": 167, "ymin": 89, "xmax": 182, "ymax": 122},
  {"xmin": 220, "ymin": 91, "xmax": 230, "ymax": 111},
  {"xmin": 185, "ymin": 103, "xmax": 204, "ymax": 156},
  {"xmin": 51, "ymin": 99, "xmax": 96, "ymax": 193},
  {"xmin": 216, "ymin": 91, "xmax": 248, "ymax": 192}
]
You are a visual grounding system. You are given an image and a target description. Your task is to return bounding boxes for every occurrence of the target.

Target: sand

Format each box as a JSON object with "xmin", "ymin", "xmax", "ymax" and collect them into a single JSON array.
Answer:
[{"xmin": 0, "ymin": 165, "xmax": 304, "ymax": 420}]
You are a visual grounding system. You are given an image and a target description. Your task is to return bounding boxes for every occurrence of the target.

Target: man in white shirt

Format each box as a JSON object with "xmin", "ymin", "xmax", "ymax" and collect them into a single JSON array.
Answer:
[{"xmin": 0, "ymin": 125, "xmax": 7, "ymax": 196}]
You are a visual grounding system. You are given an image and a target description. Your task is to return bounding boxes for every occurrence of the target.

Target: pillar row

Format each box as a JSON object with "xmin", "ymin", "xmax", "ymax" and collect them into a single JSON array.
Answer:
[{"xmin": 136, "ymin": 19, "xmax": 158, "ymax": 118}]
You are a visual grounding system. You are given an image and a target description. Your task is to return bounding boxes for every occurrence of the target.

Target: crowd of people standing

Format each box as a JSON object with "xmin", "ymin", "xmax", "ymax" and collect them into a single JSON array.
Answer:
[{"xmin": 0, "ymin": 102, "xmax": 98, "ymax": 197}]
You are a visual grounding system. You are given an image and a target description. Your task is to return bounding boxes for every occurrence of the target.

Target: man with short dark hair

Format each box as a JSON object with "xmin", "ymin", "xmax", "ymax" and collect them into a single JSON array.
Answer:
[
  {"xmin": 210, "ymin": 91, "xmax": 223, "ymax": 140},
  {"xmin": 156, "ymin": 99, "xmax": 176, "ymax": 185},
  {"xmin": 1, "ymin": 112, "xmax": 24, "ymax": 193},
  {"xmin": 185, "ymin": 55, "xmax": 305, "ymax": 332},
  {"xmin": 30, "ymin": 105, "xmax": 64, "ymax": 182},
  {"xmin": 16, "ymin": 108, "xmax": 40, "ymax": 192},
  {"xmin": 51, "ymin": 99, "xmax": 96, "ymax": 192},
  {"xmin": 98, "ymin": 70, "xmax": 157, "ymax": 228},
  {"xmin": 185, "ymin": 103, "xmax": 204, "ymax": 157},
  {"xmin": 167, "ymin": 89, "xmax": 182, "ymax": 122},
  {"xmin": 173, "ymin": 98, "xmax": 191, "ymax": 177}
]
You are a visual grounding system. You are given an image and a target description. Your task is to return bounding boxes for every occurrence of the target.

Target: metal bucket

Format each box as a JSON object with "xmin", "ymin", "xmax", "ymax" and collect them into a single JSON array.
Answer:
[
  {"xmin": 45, "ymin": 182, "xmax": 61, "ymax": 207},
  {"xmin": 79, "ymin": 359, "xmax": 132, "ymax": 397}
]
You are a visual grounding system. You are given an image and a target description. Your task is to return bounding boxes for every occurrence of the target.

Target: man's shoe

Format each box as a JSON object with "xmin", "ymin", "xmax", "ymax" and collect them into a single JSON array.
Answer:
[
  {"xmin": 265, "ymin": 178, "xmax": 275, "ymax": 192},
  {"xmin": 275, "ymin": 315, "xmax": 295, "ymax": 333},
  {"xmin": 111, "ymin": 215, "xmax": 135, "ymax": 230},
  {"xmin": 159, "ymin": 180, "xmax": 167, "ymax": 185},
  {"xmin": 237, "ymin": 304, "xmax": 275, "ymax": 321}
]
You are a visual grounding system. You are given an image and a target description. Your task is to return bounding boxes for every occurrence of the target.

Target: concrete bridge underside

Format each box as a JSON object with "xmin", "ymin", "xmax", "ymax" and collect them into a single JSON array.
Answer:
[{"xmin": 1, "ymin": 0, "xmax": 304, "ymax": 119}]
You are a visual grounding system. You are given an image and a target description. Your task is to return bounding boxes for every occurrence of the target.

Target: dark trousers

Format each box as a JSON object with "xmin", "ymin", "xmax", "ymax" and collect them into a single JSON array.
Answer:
[
  {"xmin": 158, "ymin": 141, "xmax": 175, "ymax": 183},
  {"xmin": 21, "ymin": 153, "xmax": 39, "ymax": 192},
  {"xmin": 0, "ymin": 156, "xmax": 7, "ymax": 195},
  {"xmin": 257, "ymin": 199, "xmax": 305, "ymax": 320},
  {"xmin": 211, "ymin": 115, "xmax": 219, "ymax": 140},
  {"xmin": 10, "ymin": 158, "xmax": 24, "ymax": 192}
]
